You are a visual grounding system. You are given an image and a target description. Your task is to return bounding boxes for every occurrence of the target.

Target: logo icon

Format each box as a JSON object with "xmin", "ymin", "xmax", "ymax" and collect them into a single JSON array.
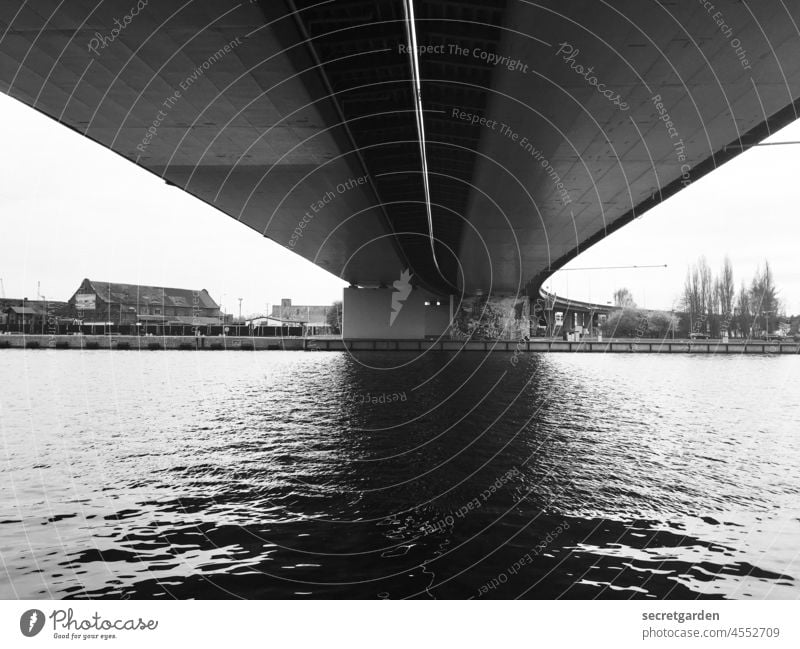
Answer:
[
  {"xmin": 20, "ymin": 609, "xmax": 45, "ymax": 637},
  {"xmin": 390, "ymin": 269, "xmax": 413, "ymax": 326}
]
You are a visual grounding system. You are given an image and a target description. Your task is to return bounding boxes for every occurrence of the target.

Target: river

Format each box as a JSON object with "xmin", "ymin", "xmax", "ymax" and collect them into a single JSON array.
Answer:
[{"xmin": 0, "ymin": 349, "xmax": 798, "ymax": 599}]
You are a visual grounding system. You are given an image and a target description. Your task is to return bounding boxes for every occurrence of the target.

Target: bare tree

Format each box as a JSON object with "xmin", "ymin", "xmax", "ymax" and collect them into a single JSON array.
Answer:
[
  {"xmin": 735, "ymin": 281, "xmax": 751, "ymax": 338},
  {"xmin": 698, "ymin": 256, "xmax": 714, "ymax": 320},
  {"xmin": 749, "ymin": 260, "xmax": 782, "ymax": 334},
  {"xmin": 613, "ymin": 287, "xmax": 636, "ymax": 308},
  {"xmin": 718, "ymin": 256, "xmax": 735, "ymax": 317},
  {"xmin": 712, "ymin": 257, "xmax": 733, "ymax": 337},
  {"xmin": 326, "ymin": 301, "xmax": 342, "ymax": 334},
  {"xmin": 682, "ymin": 263, "xmax": 704, "ymax": 333}
]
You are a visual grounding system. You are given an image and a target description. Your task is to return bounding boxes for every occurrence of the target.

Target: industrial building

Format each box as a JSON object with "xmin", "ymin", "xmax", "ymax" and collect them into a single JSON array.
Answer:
[
  {"xmin": 271, "ymin": 299, "xmax": 333, "ymax": 335},
  {"xmin": 1, "ymin": 298, "xmax": 68, "ymax": 333},
  {"xmin": 67, "ymin": 279, "xmax": 221, "ymax": 330}
]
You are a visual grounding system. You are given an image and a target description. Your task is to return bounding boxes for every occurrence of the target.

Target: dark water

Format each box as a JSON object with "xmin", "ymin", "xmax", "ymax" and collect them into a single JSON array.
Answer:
[{"xmin": 1, "ymin": 349, "xmax": 798, "ymax": 599}]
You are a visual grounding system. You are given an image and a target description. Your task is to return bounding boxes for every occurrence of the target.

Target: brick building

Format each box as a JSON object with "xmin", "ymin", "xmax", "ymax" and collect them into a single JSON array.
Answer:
[
  {"xmin": 1, "ymin": 298, "xmax": 68, "ymax": 332},
  {"xmin": 67, "ymin": 279, "xmax": 221, "ymax": 327},
  {"xmin": 271, "ymin": 298, "xmax": 333, "ymax": 334}
]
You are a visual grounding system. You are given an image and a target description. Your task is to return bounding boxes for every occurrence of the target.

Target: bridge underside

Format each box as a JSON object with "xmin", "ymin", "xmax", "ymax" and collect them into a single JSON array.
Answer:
[{"xmin": 2, "ymin": 1, "xmax": 800, "ymax": 303}]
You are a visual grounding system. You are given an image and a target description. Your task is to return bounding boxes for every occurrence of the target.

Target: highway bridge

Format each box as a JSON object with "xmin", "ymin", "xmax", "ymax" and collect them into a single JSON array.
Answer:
[{"xmin": 2, "ymin": 1, "xmax": 800, "ymax": 338}]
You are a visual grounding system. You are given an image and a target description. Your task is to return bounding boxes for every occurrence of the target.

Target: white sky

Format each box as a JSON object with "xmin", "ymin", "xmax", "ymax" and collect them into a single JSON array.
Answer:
[
  {"xmin": 1, "ymin": 91, "xmax": 799, "ymax": 315},
  {"xmin": 548, "ymin": 120, "xmax": 800, "ymax": 314}
]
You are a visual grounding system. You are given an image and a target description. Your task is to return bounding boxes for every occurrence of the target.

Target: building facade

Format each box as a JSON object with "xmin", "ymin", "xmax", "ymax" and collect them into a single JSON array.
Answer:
[
  {"xmin": 1, "ymin": 299, "xmax": 68, "ymax": 333},
  {"xmin": 67, "ymin": 279, "xmax": 221, "ymax": 327},
  {"xmin": 271, "ymin": 298, "xmax": 332, "ymax": 334}
]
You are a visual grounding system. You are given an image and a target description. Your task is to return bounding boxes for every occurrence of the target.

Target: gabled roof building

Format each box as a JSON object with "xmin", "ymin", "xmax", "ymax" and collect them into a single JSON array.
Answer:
[{"xmin": 67, "ymin": 279, "xmax": 221, "ymax": 326}]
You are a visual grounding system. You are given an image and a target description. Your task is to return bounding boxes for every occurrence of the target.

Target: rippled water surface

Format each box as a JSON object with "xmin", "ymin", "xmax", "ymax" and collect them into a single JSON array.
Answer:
[{"xmin": 1, "ymin": 349, "xmax": 798, "ymax": 599}]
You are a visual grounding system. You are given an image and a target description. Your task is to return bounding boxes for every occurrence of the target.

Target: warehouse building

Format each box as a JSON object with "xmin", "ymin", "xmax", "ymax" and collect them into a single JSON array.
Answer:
[{"xmin": 67, "ymin": 279, "xmax": 221, "ymax": 330}]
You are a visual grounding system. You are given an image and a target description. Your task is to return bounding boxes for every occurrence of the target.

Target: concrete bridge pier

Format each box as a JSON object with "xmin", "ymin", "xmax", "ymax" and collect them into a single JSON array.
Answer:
[{"xmin": 342, "ymin": 287, "xmax": 452, "ymax": 340}]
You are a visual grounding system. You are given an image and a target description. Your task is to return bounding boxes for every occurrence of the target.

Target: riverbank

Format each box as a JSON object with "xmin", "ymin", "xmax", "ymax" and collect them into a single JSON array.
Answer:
[
  {"xmin": 0, "ymin": 334, "xmax": 304, "ymax": 351},
  {"xmin": 1, "ymin": 334, "xmax": 798, "ymax": 354},
  {"xmin": 315, "ymin": 338, "xmax": 800, "ymax": 354}
]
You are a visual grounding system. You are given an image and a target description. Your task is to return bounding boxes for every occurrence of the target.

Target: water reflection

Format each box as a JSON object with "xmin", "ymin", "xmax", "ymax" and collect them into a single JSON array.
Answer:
[{"xmin": 0, "ymin": 350, "xmax": 798, "ymax": 598}]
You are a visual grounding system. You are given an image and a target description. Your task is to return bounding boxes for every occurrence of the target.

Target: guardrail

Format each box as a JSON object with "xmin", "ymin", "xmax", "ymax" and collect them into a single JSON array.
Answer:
[{"xmin": 307, "ymin": 338, "xmax": 800, "ymax": 354}]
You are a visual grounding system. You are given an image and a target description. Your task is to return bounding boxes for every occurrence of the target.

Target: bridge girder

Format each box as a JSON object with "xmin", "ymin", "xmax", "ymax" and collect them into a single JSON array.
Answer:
[{"xmin": 1, "ymin": 0, "xmax": 799, "ymax": 297}]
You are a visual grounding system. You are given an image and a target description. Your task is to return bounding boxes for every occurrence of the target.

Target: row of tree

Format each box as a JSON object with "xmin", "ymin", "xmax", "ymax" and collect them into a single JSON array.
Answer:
[
  {"xmin": 681, "ymin": 256, "xmax": 784, "ymax": 337},
  {"xmin": 607, "ymin": 256, "xmax": 792, "ymax": 339},
  {"xmin": 599, "ymin": 307, "xmax": 677, "ymax": 338}
]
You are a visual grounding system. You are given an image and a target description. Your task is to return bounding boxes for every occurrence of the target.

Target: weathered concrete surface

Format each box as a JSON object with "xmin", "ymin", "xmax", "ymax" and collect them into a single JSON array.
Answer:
[
  {"xmin": 4, "ymin": 335, "xmax": 797, "ymax": 354},
  {"xmin": 304, "ymin": 338, "xmax": 800, "ymax": 355},
  {"xmin": 0, "ymin": 335, "xmax": 304, "ymax": 351},
  {"xmin": 2, "ymin": 2, "xmax": 800, "ymax": 294}
]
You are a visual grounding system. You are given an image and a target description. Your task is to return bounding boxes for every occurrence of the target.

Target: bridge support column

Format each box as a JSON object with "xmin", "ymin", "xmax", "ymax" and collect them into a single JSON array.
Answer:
[{"xmin": 342, "ymin": 288, "xmax": 452, "ymax": 340}]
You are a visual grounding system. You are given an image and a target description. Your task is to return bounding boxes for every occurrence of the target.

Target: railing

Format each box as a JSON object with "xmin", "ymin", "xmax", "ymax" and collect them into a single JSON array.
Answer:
[{"xmin": 304, "ymin": 338, "xmax": 800, "ymax": 354}]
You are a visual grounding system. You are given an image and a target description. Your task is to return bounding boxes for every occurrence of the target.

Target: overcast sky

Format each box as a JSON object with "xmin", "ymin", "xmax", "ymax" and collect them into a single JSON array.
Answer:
[
  {"xmin": 1, "ymin": 92, "xmax": 799, "ymax": 315},
  {"xmin": 549, "ymin": 120, "xmax": 800, "ymax": 314}
]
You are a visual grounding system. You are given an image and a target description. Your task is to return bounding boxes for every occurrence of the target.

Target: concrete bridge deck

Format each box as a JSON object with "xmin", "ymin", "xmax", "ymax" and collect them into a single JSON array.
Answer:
[{"xmin": 3, "ymin": 1, "xmax": 800, "ymax": 304}]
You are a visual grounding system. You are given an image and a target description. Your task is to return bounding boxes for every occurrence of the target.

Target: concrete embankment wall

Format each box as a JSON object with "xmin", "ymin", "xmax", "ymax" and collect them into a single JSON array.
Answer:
[
  {"xmin": 2, "ymin": 335, "xmax": 798, "ymax": 354},
  {"xmin": 0, "ymin": 335, "xmax": 304, "ymax": 351},
  {"xmin": 312, "ymin": 338, "xmax": 800, "ymax": 354}
]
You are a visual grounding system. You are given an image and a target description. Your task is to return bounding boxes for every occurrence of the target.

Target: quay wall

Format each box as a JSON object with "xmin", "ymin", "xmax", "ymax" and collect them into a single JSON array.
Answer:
[
  {"xmin": 0, "ymin": 335, "xmax": 304, "ymax": 351},
  {"xmin": 2, "ymin": 335, "xmax": 798, "ymax": 354}
]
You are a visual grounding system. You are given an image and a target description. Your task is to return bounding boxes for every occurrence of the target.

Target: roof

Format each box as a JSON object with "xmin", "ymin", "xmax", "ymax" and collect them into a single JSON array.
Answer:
[
  {"xmin": 271, "ymin": 305, "xmax": 330, "ymax": 322},
  {"xmin": 135, "ymin": 315, "xmax": 221, "ymax": 325},
  {"xmin": 6, "ymin": 306, "xmax": 39, "ymax": 315},
  {"xmin": 168, "ymin": 315, "xmax": 222, "ymax": 326},
  {"xmin": 84, "ymin": 280, "xmax": 219, "ymax": 309},
  {"xmin": 1, "ymin": 299, "xmax": 67, "ymax": 310}
]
